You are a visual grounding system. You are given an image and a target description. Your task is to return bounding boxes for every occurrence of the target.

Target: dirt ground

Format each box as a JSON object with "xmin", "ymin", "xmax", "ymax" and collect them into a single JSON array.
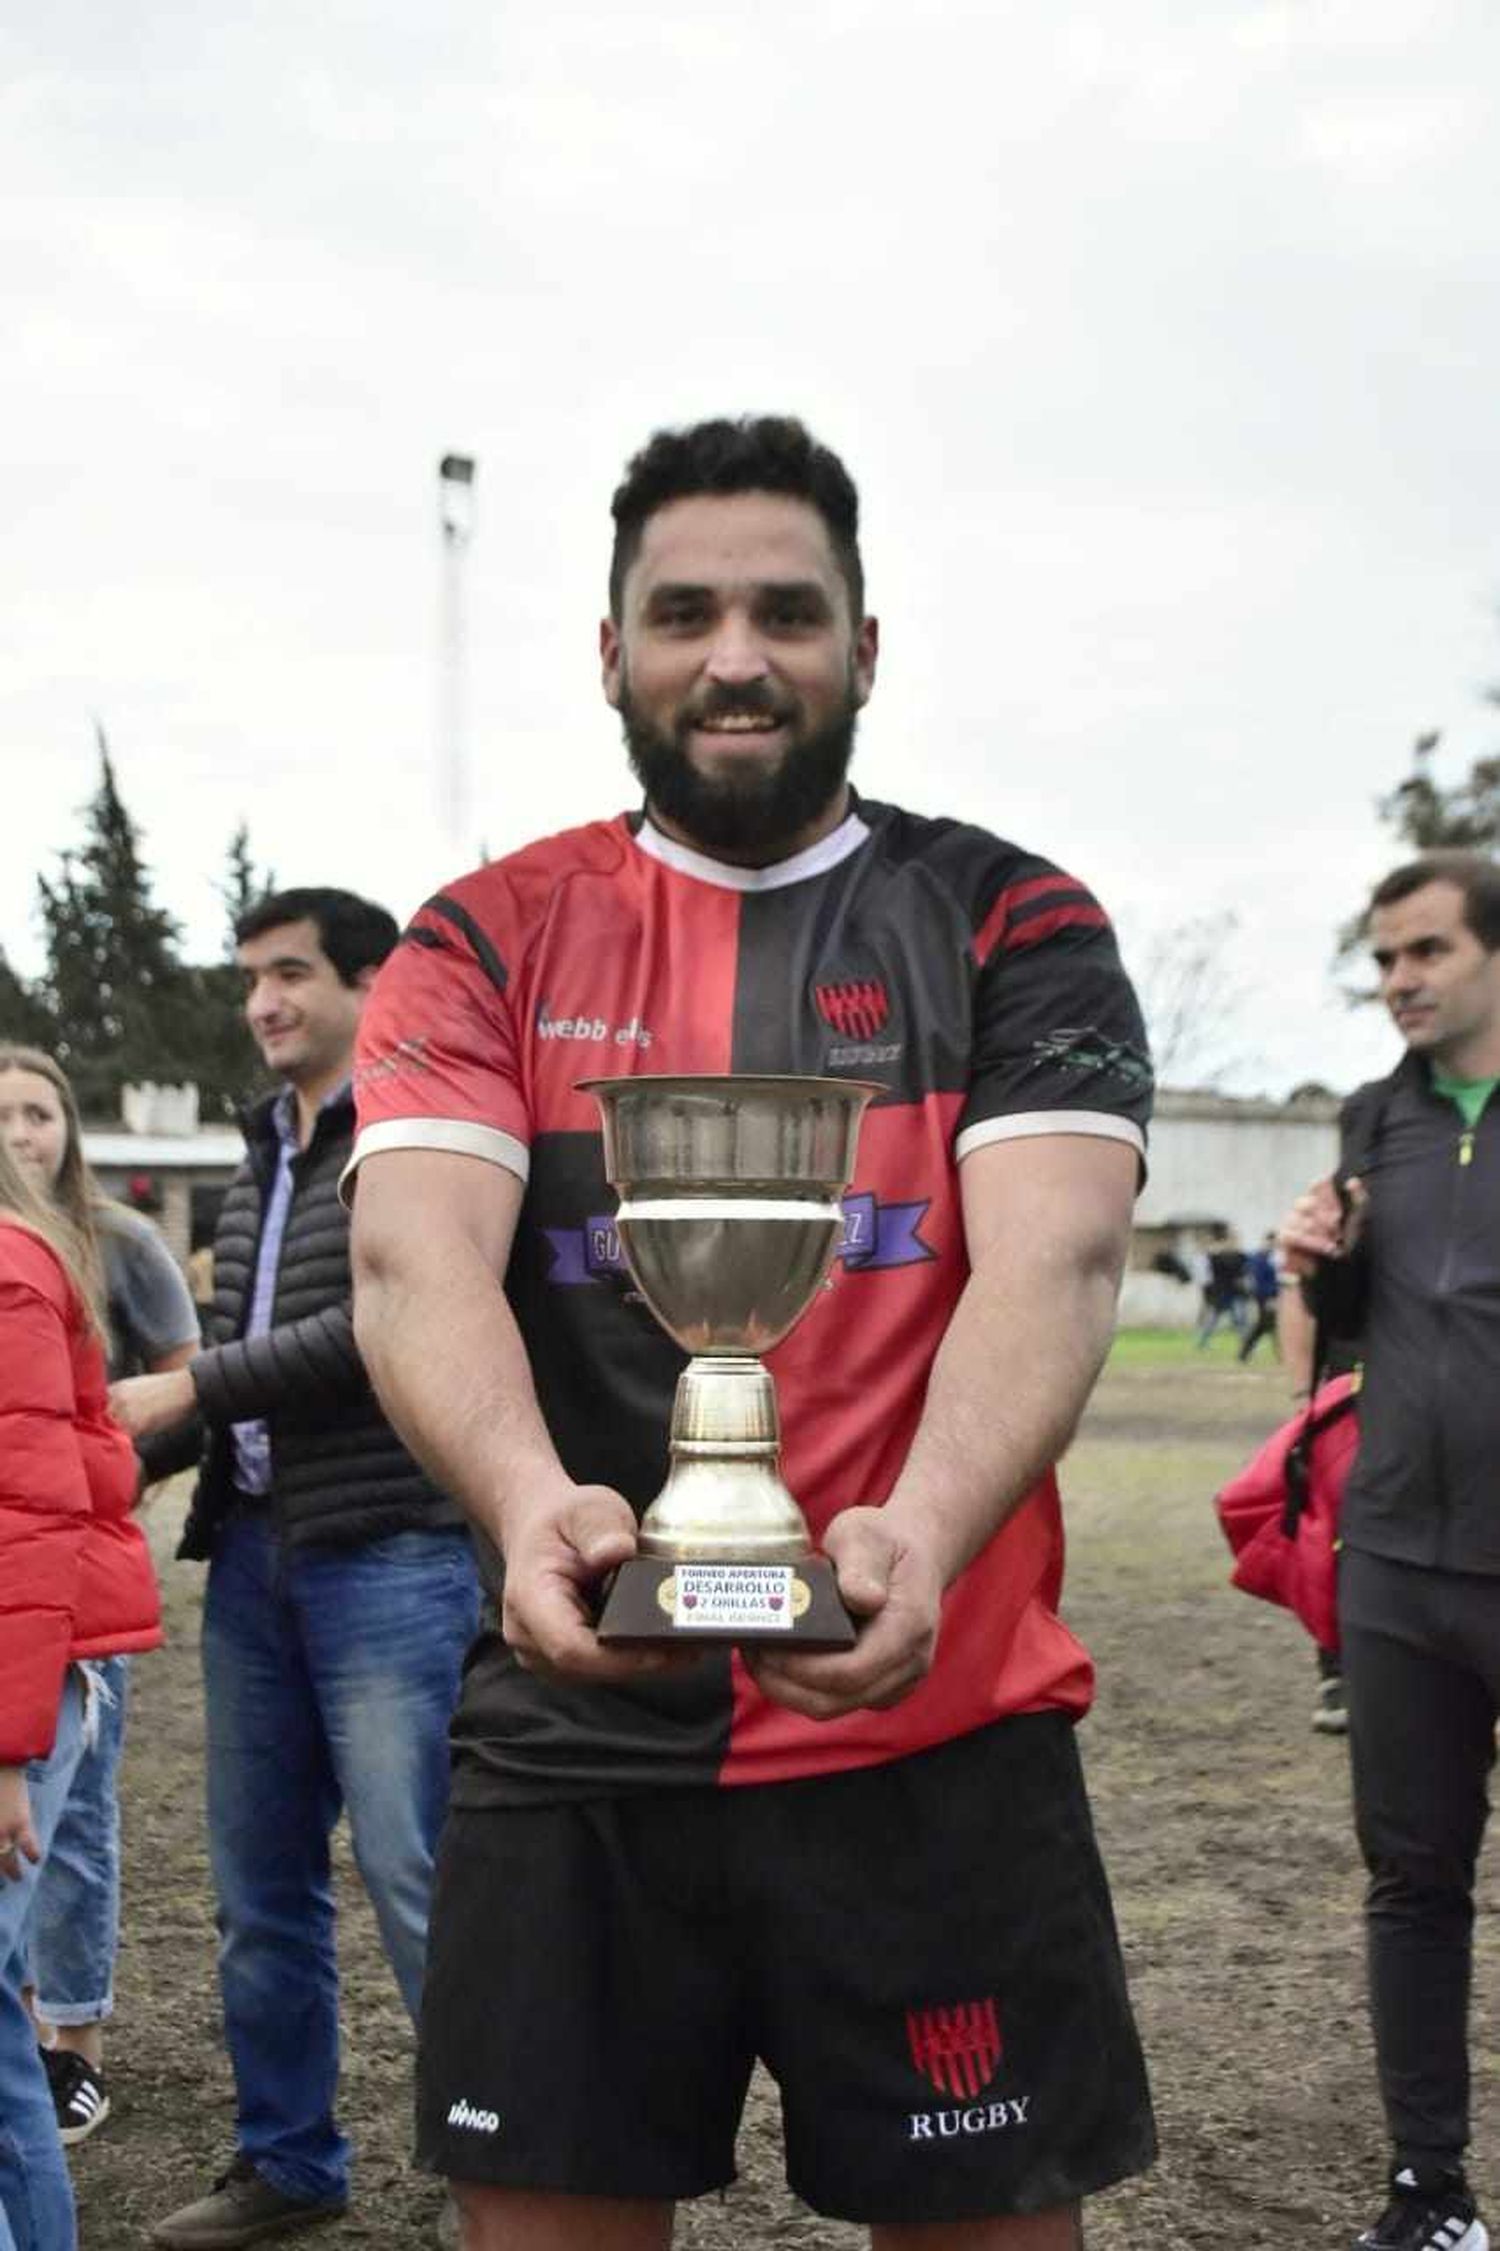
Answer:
[{"xmin": 72, "ymin": 1346, "xmax": 1500, "ymax": 2249}]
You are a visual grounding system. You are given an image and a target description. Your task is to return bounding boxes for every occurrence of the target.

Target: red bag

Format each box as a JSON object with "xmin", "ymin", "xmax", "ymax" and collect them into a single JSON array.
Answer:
[{"xmin": 1214, "ymin": 1374, "xmax": 1359, "ymax": 1652}]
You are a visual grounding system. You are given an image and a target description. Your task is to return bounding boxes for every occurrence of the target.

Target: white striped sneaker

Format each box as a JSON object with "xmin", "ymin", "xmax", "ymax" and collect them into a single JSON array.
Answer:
[
  {"xmin": 41, "ymin": 2047, "xmax": 111, "ymax": 2146},
  {"xmin": 1355, "ymin": 2175, "xmax": 1489, "ymax": 2251}
]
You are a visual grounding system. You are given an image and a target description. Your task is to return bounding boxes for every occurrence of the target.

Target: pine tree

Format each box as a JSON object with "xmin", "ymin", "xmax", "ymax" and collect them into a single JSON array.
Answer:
[
  {"xmin": 34, "ymin": 731, "xmax": 197, "ymax": 1116},
  {"xmin": 184, "ymin": 822, "xmax": 276, "ymax": 1121},
  {"xmin": 0, "ymin": 945, "xmax": 56, "ymax": 1049},
  {"xmin": 216, "ymin": 819, "xmax": 276, "ymax": 942}
]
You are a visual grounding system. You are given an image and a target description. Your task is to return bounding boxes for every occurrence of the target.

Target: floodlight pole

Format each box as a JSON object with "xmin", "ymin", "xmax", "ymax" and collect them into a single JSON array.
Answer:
[{"xmin": 437, "ymin": 453, "xmax": 478, "ymax": 866}]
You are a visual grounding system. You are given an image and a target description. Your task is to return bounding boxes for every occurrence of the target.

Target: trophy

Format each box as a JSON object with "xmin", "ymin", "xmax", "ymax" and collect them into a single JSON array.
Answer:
[{"xmin": 578, "ymin": 1073, "xmax": 878, "ymax": 1649}]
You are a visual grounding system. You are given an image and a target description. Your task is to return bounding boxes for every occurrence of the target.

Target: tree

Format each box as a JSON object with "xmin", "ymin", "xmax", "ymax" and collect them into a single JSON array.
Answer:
[
  {"xmin": 10, "ymin": 747, "xmax": 276, "ymax": 1119},
  {"xmin": 216, "ymin": 819, "xmax": 276, "ymax": 946},
  {"xmin": 1339, "ymin": 684, "xmax": 1500, "ymax": 977},
  {"xmin": 187, "ymin": 821, "xmax": 276, "ymax": 1121},
  {"xmin": 1131, "ymin": 910, "xmax": 1255, "ymax": 1091},
  {"xmin": 1378, "ymin": 729, "xmax": 1500, "ymax": 852},
  {"xmin": 0, "ymin": 944, "xmax": 57, "ymax": 1049},
  {"xmin": 34, "ymin": 731, "xmax": 200, "ymax": 1115}
]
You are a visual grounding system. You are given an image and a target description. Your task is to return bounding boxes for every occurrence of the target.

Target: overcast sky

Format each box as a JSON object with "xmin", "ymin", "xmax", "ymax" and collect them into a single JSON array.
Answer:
[{"xmin": 5, "ymin": 0, "xmax": 1498, "ymax": 1096}]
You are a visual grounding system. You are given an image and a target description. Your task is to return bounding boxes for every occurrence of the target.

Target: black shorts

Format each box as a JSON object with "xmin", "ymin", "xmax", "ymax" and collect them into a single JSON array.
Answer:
[{"xmin": 416, "ymin": 1711, "xmax": 1155, "ymax": 2223}]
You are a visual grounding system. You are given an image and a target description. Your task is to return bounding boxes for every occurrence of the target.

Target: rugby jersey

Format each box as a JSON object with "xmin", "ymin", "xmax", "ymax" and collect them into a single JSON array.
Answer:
[{"xmin": 350, "ymin": 796, "xmax": 1152, "ymax": 1805}]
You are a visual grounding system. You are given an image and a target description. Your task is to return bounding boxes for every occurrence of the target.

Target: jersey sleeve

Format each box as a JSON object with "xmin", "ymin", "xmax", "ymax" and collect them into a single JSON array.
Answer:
[
  {"xmin": 347, "ymin": 891, "xmax": 531, "ymax": 1190},
  {"xmin": 956, "ymin": 860, "xmax": 1153, "ymax": 1164}
]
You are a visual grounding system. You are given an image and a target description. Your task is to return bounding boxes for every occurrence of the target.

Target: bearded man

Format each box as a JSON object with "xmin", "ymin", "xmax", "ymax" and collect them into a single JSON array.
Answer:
[{"xmin": 347, "ymin": 415, "xmax": 1157, "ymax": 2251}]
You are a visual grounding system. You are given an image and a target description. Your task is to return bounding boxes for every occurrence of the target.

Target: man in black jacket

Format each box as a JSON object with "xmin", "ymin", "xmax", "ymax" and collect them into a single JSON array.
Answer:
[
  {"xmin": 112, "ymin": 888, "xmax": 479, "ymax": 2251},
  {"xmin": 1281, "ymin": 851, "xmax": 1500, "ymax": 2251}
]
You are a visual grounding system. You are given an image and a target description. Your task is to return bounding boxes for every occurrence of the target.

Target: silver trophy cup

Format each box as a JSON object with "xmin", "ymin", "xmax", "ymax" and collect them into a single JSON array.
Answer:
[{"xmin": 579, "ymin": 1073, "xmax": 878, "ymax": 1647}]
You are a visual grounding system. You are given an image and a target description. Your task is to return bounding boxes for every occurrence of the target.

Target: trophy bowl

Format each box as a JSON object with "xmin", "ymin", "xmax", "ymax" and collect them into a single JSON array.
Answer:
[{"xmin": 579, "ymin": 1074, "xmax": 878, "ymax": 1645}]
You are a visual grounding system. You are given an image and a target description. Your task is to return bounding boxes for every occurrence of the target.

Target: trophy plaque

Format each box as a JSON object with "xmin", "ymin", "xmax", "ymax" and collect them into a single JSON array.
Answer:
[{"xmin": 578, "ymin": 1073, "xmax": 878, "ymax": 1650}]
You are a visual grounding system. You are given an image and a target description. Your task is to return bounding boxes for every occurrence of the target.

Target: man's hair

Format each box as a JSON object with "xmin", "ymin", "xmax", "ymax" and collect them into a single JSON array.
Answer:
[
  {"xmin": 1367, "ymin": 851, "xmax": 1500, "ymax": 953},
  {"xmin": 234, "ymin": 888, "xmax": 399, "ymax": 985},
  {"xmin": 608, "ymin": 415, "xmax": 864, "ymax": 622}
]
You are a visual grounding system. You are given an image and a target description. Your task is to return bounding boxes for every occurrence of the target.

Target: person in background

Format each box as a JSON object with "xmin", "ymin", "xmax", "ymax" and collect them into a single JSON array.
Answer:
[
  {"xmin": 109, "ymin": 888, "xmax": 481, "ymax": 2251},
  {"xmin": 1195, "ymin": 1224, "xmax": 1249, "ymax": 1348},
  {"xmin": 0, "ymin": 1135, "xmax": 163, "ymax": 2251},
  {"xmin": 1281, "ymin": 851, "xmax": 1500, "ymax": 2251},
  {"xmin": 0, "ymin": 1047, "xmax": 198, "ymax": 2148},
  {"xmin": 1237, "ymin": 1232, "xmax": 1281, "ymax": 1364}
]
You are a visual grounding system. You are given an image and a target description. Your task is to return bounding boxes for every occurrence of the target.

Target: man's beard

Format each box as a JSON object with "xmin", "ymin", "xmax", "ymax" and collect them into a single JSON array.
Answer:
[{"xmin": 620, "ymin": 677, "xmax": 858, "ymax": 861}]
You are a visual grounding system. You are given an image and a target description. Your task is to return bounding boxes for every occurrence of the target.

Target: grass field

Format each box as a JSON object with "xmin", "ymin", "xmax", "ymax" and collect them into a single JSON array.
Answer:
[
  {"xmin": 73, "ymin": 1352, "xmax": 1500, "ymax": 2250},
  {"xmin": 1108, "ymin": 1324, "xmax": 1273, "ymax": 1370}
]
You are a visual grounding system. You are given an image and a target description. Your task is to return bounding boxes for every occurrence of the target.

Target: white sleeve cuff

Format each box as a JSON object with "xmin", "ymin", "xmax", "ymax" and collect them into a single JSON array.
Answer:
[
  {"xmin": 955, "ymin": 1110, "xmax": 1146, "ymax": 1163},
  {"xmin": 339, "ymin": 1117, "xmax": 530, "ymax": 1203}
]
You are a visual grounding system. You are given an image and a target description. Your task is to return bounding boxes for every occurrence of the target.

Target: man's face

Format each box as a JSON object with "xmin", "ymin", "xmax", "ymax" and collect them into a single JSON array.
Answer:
[
  {"xmin": 600, "ymin": 491, "xmax": 878, "ymax": 861},
  {"xmin": 237, "ymin": 919, "xmax": 370, "ymax": 1087},
  {"xmin": 1369, "ymin": 881, "xmax": 1500, "ymax": 1063}
]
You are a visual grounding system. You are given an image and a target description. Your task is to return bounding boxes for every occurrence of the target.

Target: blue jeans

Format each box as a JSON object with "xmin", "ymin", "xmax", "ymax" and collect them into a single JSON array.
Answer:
[
  {"xmin": 203, "ymin": 1514, "xmax": 479, "ymax": 2204},
  {"xmin": 1, "ymin": 1671, "xmax": 86, "ymax": 2251},
  {"xmin": 27, "ymin": 1657, "xmax": 128, "ymax": 2025}
]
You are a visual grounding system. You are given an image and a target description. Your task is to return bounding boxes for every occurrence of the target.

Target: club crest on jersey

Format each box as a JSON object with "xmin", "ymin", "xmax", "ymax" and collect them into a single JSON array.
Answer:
[
  {"xmin": 907, "ymin": 1999, "xmax": 1003, "ymax": 2100},
  {"xmin": 813, "ymin": 976, "xmax": 890, "ymax": 1042}
]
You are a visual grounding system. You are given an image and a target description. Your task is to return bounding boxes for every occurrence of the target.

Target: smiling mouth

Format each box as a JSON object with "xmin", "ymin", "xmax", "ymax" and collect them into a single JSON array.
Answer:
[{"xmin": 690, "ymin": 714, "xmax": 786, "ymax": 735}]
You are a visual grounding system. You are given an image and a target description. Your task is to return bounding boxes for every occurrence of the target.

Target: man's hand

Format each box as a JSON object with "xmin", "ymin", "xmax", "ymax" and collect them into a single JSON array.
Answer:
[
  {"xmin": 0, "ymin": 1767, "xmax": 40, "ymax": 1884},
  {"xmin": 108, "ymin": 1366, "xmax": 197, "ymax": 1440},
  {"xmin": 744, "ymin": 1507, "xmax": 944, "ymax": 1721},
  {"xmin": 501, "ymin": 1484, "xmax": 700, "ymax": 1685},
  {"xmin": 1277, "ymin": 1175, "xmax": 1368, "ymax": 1278}
]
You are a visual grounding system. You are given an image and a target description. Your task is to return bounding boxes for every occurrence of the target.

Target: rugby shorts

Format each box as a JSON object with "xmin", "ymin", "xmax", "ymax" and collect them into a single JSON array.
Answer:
[{"xmin": 415, "ymin": 1710, "xmax": 1156, "ymax": 2223}]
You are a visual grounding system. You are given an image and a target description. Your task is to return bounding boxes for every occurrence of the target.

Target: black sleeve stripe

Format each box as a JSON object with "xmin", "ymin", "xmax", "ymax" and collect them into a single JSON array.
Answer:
[{"xmin": 421, "ymin": 894, "xmax": 509, "ymax": 994}]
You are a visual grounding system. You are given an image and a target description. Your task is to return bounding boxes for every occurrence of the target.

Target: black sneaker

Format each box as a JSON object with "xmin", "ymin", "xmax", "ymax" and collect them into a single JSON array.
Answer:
[
  {"xmin": 40, "ymin": 2046, "xmax": 110, "ymax": 2145},
  {"xmin": 150, "ymin": 2156, "xmax": 347, "ymax": 2248},
  {"xmin": 1355, "ymin": 2172, "xmax": 1489, "ymax": 2251}
]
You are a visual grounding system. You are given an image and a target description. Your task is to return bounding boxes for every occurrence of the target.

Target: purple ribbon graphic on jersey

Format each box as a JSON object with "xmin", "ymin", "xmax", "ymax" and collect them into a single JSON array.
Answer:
[
  {"xmin": 543, "ymin": 1217, "xmax": 627, "ymax": 1285},
  {"xmin": 838, "ymin": 1192, "xmax": 935, "ymax": 1270},
  {"xmin": 545, "ymin": 1198, "xmax": 933, "ymax": 1287}
]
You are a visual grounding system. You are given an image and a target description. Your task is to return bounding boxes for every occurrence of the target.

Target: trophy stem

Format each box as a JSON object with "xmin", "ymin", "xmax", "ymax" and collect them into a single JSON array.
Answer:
[{"xmin": 636, "ymin": 1356, "xmax": 810, "ymax": 1562}]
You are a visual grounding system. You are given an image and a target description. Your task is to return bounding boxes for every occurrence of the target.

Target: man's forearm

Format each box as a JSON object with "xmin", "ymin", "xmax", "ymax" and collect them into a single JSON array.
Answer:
[
  {"xmin": 353, "ymin": 1235, "xmax": 567, "ymax": 1551},
  {"xmin": 881, "ymin": 1222, "xmax": 1124, "ymax": 1585}
]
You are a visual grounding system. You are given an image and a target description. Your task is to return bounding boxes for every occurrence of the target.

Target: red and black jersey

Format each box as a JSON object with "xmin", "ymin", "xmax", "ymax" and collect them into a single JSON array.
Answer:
[{"xmin": 350, "ymin": 796, "xmax": 1152, "ymax": 1806}]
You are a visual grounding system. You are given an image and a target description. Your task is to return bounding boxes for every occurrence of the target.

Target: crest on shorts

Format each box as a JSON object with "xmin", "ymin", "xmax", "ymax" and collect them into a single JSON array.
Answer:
[
  {"xmin": 812, "ymin": 977, "xmax": 890, "ymax": 1042},
  {"xmin": 906, "ymin": 1999, "xmax": 1003, "ymax": 2098}
]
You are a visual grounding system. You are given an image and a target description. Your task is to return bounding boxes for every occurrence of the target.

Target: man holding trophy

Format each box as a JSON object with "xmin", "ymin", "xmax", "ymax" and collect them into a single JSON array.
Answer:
[{"xmin": 347, "ymin": 416, "xmax": 1156, "ymax": 2251}]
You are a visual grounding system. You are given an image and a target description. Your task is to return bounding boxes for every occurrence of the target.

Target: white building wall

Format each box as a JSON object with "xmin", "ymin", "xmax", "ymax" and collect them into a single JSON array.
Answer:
[{"xmin": 1118, "ymin": 1092, "xmax": 1343, "ymax": 1327}]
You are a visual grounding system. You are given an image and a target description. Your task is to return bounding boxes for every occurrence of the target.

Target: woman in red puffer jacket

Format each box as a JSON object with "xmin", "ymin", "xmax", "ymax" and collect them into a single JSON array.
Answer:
[{"xmin": 0, "ymin": 1139, "xmax": 161, "ymax": 2251}]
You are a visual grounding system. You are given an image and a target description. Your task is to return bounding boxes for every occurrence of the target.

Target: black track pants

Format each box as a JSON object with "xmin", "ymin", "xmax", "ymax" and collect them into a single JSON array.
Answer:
[{"xmin": 1341, "ymin": 1548, "xmax": 1500, "ymax": 2175}]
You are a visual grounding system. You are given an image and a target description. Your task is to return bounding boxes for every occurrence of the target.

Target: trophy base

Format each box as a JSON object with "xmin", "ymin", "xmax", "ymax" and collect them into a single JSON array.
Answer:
[{"xmin": 596, "ymin": 1553, "xmax": 856, "ymax": 1649}]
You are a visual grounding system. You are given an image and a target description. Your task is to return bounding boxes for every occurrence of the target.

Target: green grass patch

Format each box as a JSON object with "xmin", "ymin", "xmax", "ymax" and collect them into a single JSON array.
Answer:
[{"xmin": 1108, "ymin": 1325, "xmax": 1223, "ymax": 1367}]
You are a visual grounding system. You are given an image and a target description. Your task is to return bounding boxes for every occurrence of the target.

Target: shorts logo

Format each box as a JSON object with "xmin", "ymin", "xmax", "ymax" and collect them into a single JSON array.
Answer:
[
  {"xmin": 446, "ymin": 2097, "xmax": 500, "ymax": 2134},
  {"xmin": 906, "ymin": 1998, "xmax": 1002, "ymax": 2099},
  {"xmin": 814, "ymin": 977, "xmax": 890, "ymax": 1042}
]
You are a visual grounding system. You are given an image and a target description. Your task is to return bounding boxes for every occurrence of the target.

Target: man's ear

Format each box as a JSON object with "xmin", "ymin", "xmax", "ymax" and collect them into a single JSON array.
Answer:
[
  {"xmin": 600, "ymin": 617, "xmax": 623, "ymax": 710},
  {"xmin": 852, "ymin": 615, "xmax": 879, "ymax": 709}
]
